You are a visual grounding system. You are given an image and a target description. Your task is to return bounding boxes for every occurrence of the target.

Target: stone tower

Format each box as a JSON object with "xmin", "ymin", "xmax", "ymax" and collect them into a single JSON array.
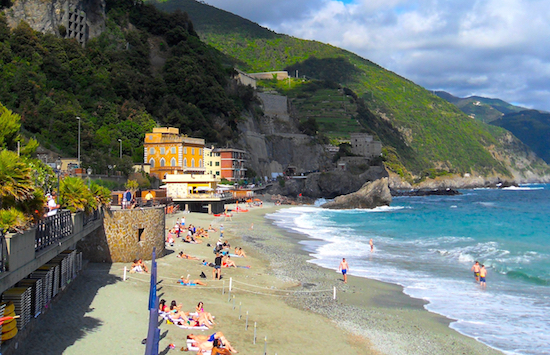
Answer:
[{"xmin": 5, "ymin": 0, "xmax": 106, "ymax": 46}]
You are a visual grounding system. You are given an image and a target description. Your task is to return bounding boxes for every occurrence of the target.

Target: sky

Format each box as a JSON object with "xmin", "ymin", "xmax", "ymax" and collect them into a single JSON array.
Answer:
[{"xmin": 203, "ymin": 0, "xmax": 550, "ymax": 111}]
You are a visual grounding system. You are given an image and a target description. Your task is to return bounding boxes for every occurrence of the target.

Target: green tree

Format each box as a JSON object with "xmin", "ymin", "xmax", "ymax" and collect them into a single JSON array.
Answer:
[{"xmin": 59, "ymin": 176, "xmax": 96, "ymax": 213}]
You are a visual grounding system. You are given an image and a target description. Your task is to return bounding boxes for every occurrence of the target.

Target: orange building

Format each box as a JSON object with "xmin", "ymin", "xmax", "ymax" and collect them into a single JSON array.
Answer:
[
  {"xmin": 215, "ymin": 148, "xmax": 247, "ymax": 181},
  {"xmin": 143, "ymin": 127, "xmax": 205, "ymax": 179}
]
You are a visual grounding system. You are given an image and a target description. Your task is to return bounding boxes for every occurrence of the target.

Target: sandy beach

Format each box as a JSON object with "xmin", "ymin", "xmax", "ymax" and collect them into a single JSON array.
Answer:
[{"xmin": 15, "ymin": 201, "xmax": 503, "ymax": 354}]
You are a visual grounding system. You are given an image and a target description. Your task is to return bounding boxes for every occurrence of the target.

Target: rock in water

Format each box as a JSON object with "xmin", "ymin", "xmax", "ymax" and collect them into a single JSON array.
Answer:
[{"xmin": 321, "ymin": 178, "xmax": 392, "ymax": 209}]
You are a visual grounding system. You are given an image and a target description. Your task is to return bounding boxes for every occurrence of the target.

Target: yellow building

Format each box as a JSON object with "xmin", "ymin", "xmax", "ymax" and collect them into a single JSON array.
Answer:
[
  {"xmin": 204, "ymin": 147, "xmax": 221, "ymax": 178},
  {"xmin": 143, "ymin": 127, "xmax": 205, "ymax": 179}
]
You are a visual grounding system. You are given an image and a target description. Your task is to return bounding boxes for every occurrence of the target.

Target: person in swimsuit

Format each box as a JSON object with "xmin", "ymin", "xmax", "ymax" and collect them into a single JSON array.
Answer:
[
  {"xmin": 196, "ymin": 301, "xmax": 216, "ymax": 325},
  {"xmin": 471, "ymin": 261, "xmax": 481, "ymax": 282},
  {"xmin": 479, "ymin": 265, "xmax": 487, "ymax": 287},
  {"xmin": 338, "ymin": 258, "xmax": 349, "ymax": 284},
  {"xmin": 177, "ymin": 251, "xmax": 199, "ymax": 260},
  {"xmin": 369, "ymin": 238, "xmax": 374, "ymax": 252},
  {"xmin": 179, "ymin": 276, "xmax": 207, "ymax": 286},
  {"xmin": 187, "ymin": 332, "xmax": 238, "ymax": 353}
]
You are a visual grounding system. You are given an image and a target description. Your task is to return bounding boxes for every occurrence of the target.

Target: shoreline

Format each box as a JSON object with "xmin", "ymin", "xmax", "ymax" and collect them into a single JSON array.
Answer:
[
  {"xmin": 241, "ymin": 203, "xmax": 503, "ymax": 355},
  {"xmin": 13, "ymin": 202, "xmax": 503, "ymax": 354}
]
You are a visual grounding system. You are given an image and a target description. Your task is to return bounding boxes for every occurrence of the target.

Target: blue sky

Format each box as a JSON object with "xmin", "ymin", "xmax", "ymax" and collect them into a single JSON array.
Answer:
[{"xmin": 203, "ymin": 0, "xmax": 550, "ymax": 111}]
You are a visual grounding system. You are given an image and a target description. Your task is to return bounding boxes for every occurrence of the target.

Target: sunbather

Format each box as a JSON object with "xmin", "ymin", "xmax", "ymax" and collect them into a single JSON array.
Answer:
[
  {"xmin": 168, "ymin": 300, "xmax": 189, "ymax": 322},
  {"xmin": 222, "ymin": 255, "xmax": 236, "ymax": 268},
  {"xmin": 196, "ymin": 301, "xmax": 216, "ymax": 325},
  {"xmin": 179, "ymin": 276, "xmax": 207, "ymax": 286},
  {"xmin": 130, "ymin": 258, "xmax": 149, "ymax": 273},
  {"xmin": 236, "ymin": 248, "xmax": 247, "ymax": 257},
  {"xmin": 212, "ymin": 339, "xmax": 232, "ymax": 355},
  {"xmin": 187, "ymin": 332, "xmax": 237, "ymax": 353},
  {"xmin": 159, "ymin": 299, "xmax": 169, "ymax": 313},
  {"xmin": 177, "ymin": 251, "xmax": 199, "ymax": 260}
]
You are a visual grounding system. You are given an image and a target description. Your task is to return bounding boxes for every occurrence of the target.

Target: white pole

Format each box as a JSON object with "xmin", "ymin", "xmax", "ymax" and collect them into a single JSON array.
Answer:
[
  {"xmin": 229, "ymin": 277, "xmax": 232, "ymax": 292},
  {"xmin": 123, "ymin": 266, "xmax": 127, "ymax": 281},
  {"xmin": 253, "ymin": 322, "xmax": 257, "ymax": 344},
  {"xmin": 333, "ymin": 286, "xmax": 336, "ymax": 300}
]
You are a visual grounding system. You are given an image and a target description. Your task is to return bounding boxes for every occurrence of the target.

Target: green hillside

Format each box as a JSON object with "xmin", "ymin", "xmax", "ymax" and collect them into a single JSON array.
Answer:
[
  {"xmin": 492, "ymin": 110, "xmax": 550, "ymax": 163},
  {"xmin": 435, "ymin": 91, "xmax": 526, "ymax": 123},
  {"xmin": 0, "ymin": 1, "xmax": 249, "ymax": 174},
  {"xmin": 154, "ymin": 0, "xmax": 523, "ymax": 177}
]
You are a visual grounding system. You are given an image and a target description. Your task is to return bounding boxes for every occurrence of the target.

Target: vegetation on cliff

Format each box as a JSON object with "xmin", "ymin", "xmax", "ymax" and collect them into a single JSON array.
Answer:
[
  {"xmin": 0, "ymin": 1, "xmax": 250, "ymax": 174},
  {"xmin": 155, "ymin": 0, "xmax": 550, "ymax": 179}
]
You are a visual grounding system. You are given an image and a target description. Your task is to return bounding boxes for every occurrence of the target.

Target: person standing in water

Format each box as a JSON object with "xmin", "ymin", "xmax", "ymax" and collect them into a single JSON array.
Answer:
[
  {"xmin": 479, "ymin": 265, "xmax": 487, "ymax": 287},
  {"xmin": 338, "ymin": 258, "xmax": 349, "ymax": 284},
  {"xmin": 471, "ymin": 261, "xmax": 481, "ymax": 283},
  {"xmin": 369, "ymin": 238, "xmax": 374, "ymax": 252}
]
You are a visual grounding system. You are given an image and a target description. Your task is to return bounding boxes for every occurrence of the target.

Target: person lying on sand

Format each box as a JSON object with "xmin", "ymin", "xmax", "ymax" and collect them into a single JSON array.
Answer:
[
  {"xmin": 184, "ymin": 233, "xmax": 202, "ymax": 244},
  {"xmin": 179, "ymin": 276, "xmax": 207, "ymax": 286},
  {"xmin": 208, "ymin": 224, "xmax": 217, "ymax": 232},
  {"xmin": 212, "ymin": 338, "xmax": 233, "ymax": 355},
  {"xmin": 177, "ymin": 251, "xmax": 200, "ymax": 260},
  {"xmin": 187, "ymin": 332, "xmax": 238, "ymax": 353}
]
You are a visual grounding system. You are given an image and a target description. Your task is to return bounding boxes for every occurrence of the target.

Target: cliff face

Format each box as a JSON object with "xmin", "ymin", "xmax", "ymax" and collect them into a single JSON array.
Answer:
[
  {"xmin": 238, "ymin": 93, "xmax": 332, "ymax": 180},
  {"xmin": 5, "ymin": 0, "xmax": 105, "ymax": 44}
]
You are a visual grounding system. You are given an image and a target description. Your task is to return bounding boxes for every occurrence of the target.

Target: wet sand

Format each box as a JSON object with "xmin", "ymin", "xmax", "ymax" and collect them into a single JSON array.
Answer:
[{"xmin": 14, "ymin": 202, "xmax": 502, "ymax": 354}]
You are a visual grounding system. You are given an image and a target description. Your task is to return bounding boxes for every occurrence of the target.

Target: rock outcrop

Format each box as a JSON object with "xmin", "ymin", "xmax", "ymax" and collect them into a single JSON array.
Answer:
[
  {"xmin": 6, "ymin": 0, "xmax": 106, "ymax": 45},
  {"xmin": 321, "ymin": 178, "xmax": 392, "ymax": 210}
]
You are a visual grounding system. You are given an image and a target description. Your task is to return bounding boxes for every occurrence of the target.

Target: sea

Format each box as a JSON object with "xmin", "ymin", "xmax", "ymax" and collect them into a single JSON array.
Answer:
[{"xmin": 266, "ymin": 184, "xmax": 550, "ymax": 355}]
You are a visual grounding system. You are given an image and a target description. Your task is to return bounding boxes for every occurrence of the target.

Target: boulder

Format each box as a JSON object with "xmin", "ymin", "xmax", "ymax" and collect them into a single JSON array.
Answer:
[{"xmin": 321, "ymin": 178, "xmax": 392, "ymax": 210}]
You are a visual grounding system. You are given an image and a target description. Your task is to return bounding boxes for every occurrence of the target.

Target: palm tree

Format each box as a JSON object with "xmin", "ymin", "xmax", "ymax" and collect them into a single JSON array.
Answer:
[
  {"xmin": 60, "ymin": 176, "xmax": 97, "ymax": 213},
  {"xmin": 0, "ymin": 150, "xmax": 34, "ymax": 209},
  {"xmin": 90, "ymin": 183, "xmax": 112, "ymax": 209}
]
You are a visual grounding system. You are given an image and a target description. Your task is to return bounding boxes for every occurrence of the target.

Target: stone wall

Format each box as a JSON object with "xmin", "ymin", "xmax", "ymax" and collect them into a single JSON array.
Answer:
[{"xmin": 77, "ymin": 207, "xmax": 165, "ymax": 263}]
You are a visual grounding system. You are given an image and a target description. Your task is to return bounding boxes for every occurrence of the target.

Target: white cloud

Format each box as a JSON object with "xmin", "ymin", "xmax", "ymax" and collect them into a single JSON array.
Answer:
[{"xmin": 204, "ymin": 0, "xmax": 550, "ymax": 111}]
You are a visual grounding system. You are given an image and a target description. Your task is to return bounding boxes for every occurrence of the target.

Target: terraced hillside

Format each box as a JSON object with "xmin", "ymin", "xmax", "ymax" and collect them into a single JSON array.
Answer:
[{"xmin": 154, "ymin": 0, "xmax": 550, "ymax": 180}]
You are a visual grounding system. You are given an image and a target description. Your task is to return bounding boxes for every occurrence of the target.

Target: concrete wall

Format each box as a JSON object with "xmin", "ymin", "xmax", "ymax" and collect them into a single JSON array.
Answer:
[
  {"xmin": 0, "ymin": 211, "xmax": 103, "ymax": 295},
  {"xmin": 78, "ymin": 207, "xmax": 165, "ymax": 263}
]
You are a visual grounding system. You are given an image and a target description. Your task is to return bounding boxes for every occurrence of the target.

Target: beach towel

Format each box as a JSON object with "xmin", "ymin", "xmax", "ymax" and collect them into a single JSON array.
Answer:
[
  {"xmin": 186, "ymin": 340, "xmax": 212, "ymax": 354},
  {"xmin": 159, "ymin": 312, "xmax": 210, "ymax": 330}
]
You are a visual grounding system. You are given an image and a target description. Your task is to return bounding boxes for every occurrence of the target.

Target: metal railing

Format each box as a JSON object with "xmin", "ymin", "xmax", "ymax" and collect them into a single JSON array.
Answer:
[
  {"xmin": 35, "ymin": 210, "xmax": 74, "ymax": 253},
  {"xmin": 83, "ymin": 208, "xmax": 101, "ymax": 227}
]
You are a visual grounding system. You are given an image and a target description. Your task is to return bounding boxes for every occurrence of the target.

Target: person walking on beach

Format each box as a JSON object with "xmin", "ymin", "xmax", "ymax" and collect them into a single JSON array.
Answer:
[
  {"xmin": 338, "ymin": 258, "xmax": 349, "ymax": 284},
  {"xmin": 471, "ymin": 261, "xmax": 481, "ymax": 282},
  {"xmin": 213, "ymin": 253, "xmax": 222, "ymax": 280},
  {"xmin": 369, "ymin": 238, "xmax": 374, "ymax": 252},
  {"xmin": 479, "ymin": 265, "xmax": 487, "ymax": 287}
]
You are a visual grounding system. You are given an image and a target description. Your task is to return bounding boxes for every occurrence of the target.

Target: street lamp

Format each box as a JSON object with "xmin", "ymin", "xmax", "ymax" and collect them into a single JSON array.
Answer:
[
  {"xmin": 76, "ymin": 116, "xmax": 81, "ymax": 168},
  {"xmin": 87, "ymin": 167, "xmax": 92, "ymax": 188},
  {"xmin": 118, "ymin": 139, "xmax": 122, "ymax": 159},
  {"xmin": 56, "ymin": 157, "xmax": 62, "ymax": 205}
]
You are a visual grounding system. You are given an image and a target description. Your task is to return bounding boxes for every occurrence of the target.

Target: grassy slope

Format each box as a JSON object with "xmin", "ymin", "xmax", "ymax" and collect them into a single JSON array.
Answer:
[{"xmin": 153, "ymin": 0, "xmax": 545, "ymax": 177}]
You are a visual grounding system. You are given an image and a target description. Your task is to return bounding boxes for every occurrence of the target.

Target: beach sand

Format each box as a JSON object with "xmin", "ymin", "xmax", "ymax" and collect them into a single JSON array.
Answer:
[{"xmin": 14, "ymin": 202, "xmax": 503, "ymax": 354}]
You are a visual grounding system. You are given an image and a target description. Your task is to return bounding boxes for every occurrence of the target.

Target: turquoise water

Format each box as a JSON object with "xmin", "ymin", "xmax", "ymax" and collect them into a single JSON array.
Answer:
[{"xmin": 267, "ymin": 184, "xmax": 550, "ymax": 355}]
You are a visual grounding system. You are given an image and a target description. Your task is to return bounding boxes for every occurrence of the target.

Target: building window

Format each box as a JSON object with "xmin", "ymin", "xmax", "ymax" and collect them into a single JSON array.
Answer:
[
  {"xmin": 199, "ymin": 159, "xmax": 203, "ymax": 167},
  {"xmin": 149, "ymin": 148, "xmax": 155, "ymax": 155},
  {"xmin": 199, "ymin": 149, "xmax": 202, "ymax": 156},
  {"xmin": 184, "ymin": 147, "xmax": 187, "ymax": 154},
  {"xmin": 138, "ymin": 228, "xmax": 145, "ymax": 242},
  {"xmin": 183, "ymin": 158, "xmax": 187, "ymax": 167},
  {"xmin": 160, "ymin": 158, "xmax": 165, "ymax": 167},
  {"xmin": 192, "ymin": 148, "xmax": 195, "ymax": 155},
  {"xmin": 171, "ymin": 147, "xmax": 176, "ymax": 154},
  {"xmin": 191, "ymin": 158, "xmax": 195, "ymax": 168},
  {"xmin": 216, "ymin": 171, "xmax": 220, "ymax": 176},
  {"xmin": 160, "ymin": 147, "xmax": 165, "ymax": 155},
  {"xmin": 170, "ymin": 158, "xmax": 176, "ymax": 167},
  {"xmin": 215, "ymin": 162, "xmax": 220, "ymax": 166},
  {"xmin": 149, "ymin": 158, "xmax": 155, "ymax": 168}
]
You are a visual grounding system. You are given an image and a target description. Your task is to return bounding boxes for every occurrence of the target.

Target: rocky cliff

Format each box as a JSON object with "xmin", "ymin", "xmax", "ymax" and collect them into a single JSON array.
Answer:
[
  {"xmin": 238, "ymin": 93, "xmax": 332, "ymax": 179},
  {"xmin": 5, "ymin": 0, "xmax": 105, "ymax": 44},
  {"xmin": 321, "ymin": 178, "xmax": 392, "ymax": 209}
]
